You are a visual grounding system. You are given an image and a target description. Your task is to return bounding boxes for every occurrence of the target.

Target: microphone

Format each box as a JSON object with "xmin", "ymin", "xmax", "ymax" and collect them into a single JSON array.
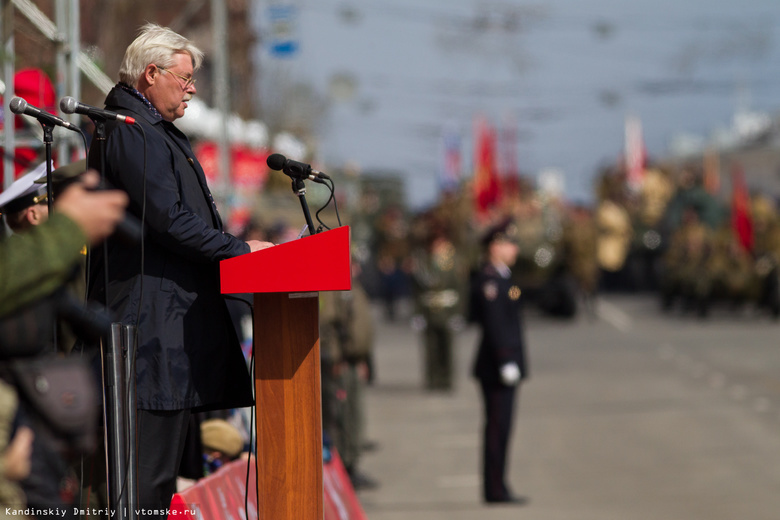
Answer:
[
  {"xmin": 9, "ymin": 97, "xmax": 81, "ymax": 132},
  {"xmin": 60, "ymin": 96, "xmax": 136, "ymax": 125},
  {"xmin": 266, "ymin": 153, "xmax": 331, "ymax": 183}
]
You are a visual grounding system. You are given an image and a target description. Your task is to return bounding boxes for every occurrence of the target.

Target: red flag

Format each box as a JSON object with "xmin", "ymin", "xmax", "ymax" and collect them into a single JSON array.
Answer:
[
  {"xmin": 625, "ymin": 114, "xmax": 646, "ymax": 190},
  {"xmin": 731, "ymin": 164, "xmax": 753, "ymax": 252},
  {"xmin": 472, "ymin": 116, "xmax": 500, "ymax": 216}
]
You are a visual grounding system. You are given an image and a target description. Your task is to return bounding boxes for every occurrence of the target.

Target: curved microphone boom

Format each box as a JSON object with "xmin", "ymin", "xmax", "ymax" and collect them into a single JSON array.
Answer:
[
  {"xmin": 266, "ymin": 153, "xmax": 330, "ymax": 183},
  {"xmin": 9, "ymin": 97, "xmax": 81, "ymax": 132},
  {"xmin": 60, "ymin": 96, "xmax": 135, "ymax": 125}
]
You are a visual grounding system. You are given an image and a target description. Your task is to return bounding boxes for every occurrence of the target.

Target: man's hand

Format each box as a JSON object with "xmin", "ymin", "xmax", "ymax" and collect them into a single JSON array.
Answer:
[
  {"xmin": 2, "ymin": 426, "xmax": 34, "ymax": 481},
  {"xmin": 55, "ymin": 171, "xmax": 128, "ymax": 245},
  {"xmin": 246, "ymin": 240, "xmax": 275, "ymax": 253}
]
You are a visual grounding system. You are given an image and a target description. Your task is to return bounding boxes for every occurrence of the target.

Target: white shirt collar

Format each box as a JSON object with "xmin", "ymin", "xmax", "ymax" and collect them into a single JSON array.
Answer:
[{"xmin": 491, "ymin": 261, "xmax": 512, "ymax": 279}]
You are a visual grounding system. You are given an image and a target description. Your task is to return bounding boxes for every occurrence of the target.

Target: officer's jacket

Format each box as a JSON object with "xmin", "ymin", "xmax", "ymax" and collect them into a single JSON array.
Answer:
[{"xmin": 470, "ymin": 262, "xmax": 528, "ymax": 385}]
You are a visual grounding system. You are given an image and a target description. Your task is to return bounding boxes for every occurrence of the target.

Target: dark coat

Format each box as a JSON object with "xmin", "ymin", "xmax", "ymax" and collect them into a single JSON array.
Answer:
[
  {"xmin": 87, "ymin": 85, "xmax": 253, "ymax": 412},
  {"xmin": 470, "ymin": 262, "xmax": 528, "ymax": 385}
]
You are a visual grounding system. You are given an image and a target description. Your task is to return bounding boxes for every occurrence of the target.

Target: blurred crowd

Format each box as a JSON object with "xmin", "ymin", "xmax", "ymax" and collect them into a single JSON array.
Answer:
[{"xmin": 343, "ymin": 157, "xmax": 780, "ymax": 330}]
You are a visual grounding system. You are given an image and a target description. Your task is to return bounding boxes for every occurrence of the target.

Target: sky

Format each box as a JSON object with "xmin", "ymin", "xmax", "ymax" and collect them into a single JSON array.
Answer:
[{"xmin": 253, "ymin": 0, "xmax": 780, "ymax": 209}]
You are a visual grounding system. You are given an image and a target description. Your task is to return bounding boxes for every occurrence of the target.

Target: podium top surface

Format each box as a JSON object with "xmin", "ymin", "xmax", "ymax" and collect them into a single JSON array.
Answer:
[{"xmin": 220, "ymin": 226, "xmax": 352, "ymax": 294}]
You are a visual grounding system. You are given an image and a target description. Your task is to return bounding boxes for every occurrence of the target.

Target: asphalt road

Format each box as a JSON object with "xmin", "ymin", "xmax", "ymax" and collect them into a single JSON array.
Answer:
[{"xmin": 356, "ymin": 294, "xmax": 780, "ymax": 520}]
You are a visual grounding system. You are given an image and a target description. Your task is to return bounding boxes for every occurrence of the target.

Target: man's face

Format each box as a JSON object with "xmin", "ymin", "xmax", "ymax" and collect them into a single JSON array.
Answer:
[
  {"xmin": 146, "ymin": 52, "xmax": 196, "ymax": 122},
  {"xmin": 492, "ymin": 239, "xmax": 519, "ymax": 267}
]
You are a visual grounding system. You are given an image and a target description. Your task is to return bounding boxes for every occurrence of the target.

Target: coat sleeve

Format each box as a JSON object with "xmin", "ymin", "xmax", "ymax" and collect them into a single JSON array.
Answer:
[
  {"xmin": 103, "ymin": 123, "xmax": 249, "ymax": 263},
  {"xmin": 0, "ymin": 213, "xmax": 85, "ymax": 317}
]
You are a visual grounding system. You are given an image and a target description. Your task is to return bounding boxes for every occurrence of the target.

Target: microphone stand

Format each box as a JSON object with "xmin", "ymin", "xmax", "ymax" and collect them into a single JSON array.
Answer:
[
  {"xmin": 41, "ymin": 123, "xmax": 54, "ymax": 213},
  {"xmin": 292, "ymin": 178, "xmax": 317, "ymax": 236},
  {"xmin": 91, "ymin": 117, "xmax": 138, "ymax": 520},
  {"xmin": 39, "ymin": 122, "xmax": 58, "ymax": 353}
]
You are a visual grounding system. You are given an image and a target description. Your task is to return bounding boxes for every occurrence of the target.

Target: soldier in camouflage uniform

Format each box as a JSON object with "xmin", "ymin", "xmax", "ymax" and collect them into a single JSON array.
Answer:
[
  {"xmin": 0, "ymin": 172, "xmax": 126, "ymax": 516},
  {"xmin": 660, "ymin": 207, "xmax": 713, "ymax": 312},
  {"xmin": 562, "ymin": 204, "xmax": 599, "ymax": 316},
  {"xmin": 411, "ymin": 230, "xmax": 465, "ymax": 391},
  {"xmin": 751, "ymin": 195, "xmax": 780, "ymax": 317},
  {"xmin": 595, "ymin": 198, "xmax": 633, "ymax": 291},
  {"xmin": 319, "ymin": 264, "xmax": 378, "ymax": 489},
  {"xmin": 698, "ymin": 225, "xmax": 757, "ymax": 316}
]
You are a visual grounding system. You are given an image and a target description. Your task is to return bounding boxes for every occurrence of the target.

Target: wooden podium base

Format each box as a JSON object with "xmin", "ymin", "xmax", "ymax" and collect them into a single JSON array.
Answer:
[
  {"xmin": 221, "ymin": 227, "xmax": 350, "ymax": 520},
  {"xmin": 254, "ymin": 292, "xmax": 323, "ymax": 520}
]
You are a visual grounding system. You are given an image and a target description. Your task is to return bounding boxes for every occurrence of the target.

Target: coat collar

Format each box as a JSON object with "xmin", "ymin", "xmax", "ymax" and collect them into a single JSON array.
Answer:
[{"xmin": 104, "ymin": 84, "xmax": 164, "ymax": 126}]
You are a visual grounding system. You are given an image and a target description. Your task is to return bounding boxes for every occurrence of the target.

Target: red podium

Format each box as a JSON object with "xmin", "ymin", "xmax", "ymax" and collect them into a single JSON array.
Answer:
[{"xmin": 220, "ymin": 226, "xmax": 351, "ymax": 520}]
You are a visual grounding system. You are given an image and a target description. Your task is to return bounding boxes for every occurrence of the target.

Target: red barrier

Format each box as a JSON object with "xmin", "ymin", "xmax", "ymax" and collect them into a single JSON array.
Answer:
[
  {"xmin": 169, "ymin": 449, "xmax": 366, "ymax": 520},
  {"xmin": 323, "ymin": 450, "xmax": 368, "ymax": 520}
]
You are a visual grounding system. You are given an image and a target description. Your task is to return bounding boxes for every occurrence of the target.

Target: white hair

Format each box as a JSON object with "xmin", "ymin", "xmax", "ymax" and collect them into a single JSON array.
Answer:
[{"xmin": 118, "ymin": 23, "xmax": 204, "ymax": 87}]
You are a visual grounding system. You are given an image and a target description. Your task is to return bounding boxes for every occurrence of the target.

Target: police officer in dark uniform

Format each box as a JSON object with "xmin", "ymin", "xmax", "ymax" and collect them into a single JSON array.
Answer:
[{"xmin": 470, "ymin": 218, "xmax": 528, "ymax": 505}]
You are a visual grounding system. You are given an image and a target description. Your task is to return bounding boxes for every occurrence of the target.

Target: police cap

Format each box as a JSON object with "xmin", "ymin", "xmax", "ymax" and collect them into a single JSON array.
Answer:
[
  {"xmin": 481, "ymin": 217, "xmax": 517, "ymax": 248},
  {"xmin": 0, "ymin": 163, "xmax": 48, "ymax": 215}
]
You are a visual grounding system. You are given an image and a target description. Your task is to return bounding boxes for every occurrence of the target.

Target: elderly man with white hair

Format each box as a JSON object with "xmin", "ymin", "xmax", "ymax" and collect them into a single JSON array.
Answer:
[{"xmin": 85, "ymin": 23, "xmax": 273, "ymax": 515}]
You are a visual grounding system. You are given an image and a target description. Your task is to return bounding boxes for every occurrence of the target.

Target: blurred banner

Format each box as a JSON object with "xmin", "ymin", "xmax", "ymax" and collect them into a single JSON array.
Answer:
[
  {"xmin": 267, "ymin": 3, "xmax": 300, "ymax": 58},
  {"xmin": 439, "ymin": 124, "xmax": 462, "ymax": 193},
  {"xmin": 195, "ymin": 141, "xmax": 270, "ymax": 190},
  {"xmin": 1, "ymin": 68, "xmax": 58, "ymax": 185}
]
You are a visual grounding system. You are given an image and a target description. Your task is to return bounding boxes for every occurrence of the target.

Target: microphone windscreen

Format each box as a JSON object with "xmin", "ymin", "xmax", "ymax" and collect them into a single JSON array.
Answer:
[
  {"xmin": 266, "ymin": 153, "xmax": 286, "ymax": 171},
  {"xmin": 9, "ymin": 97, "xmax": 26, "ymax": 114},
  {"xmin": 60, "ymin": 96, "xmax": 78, "ymax": 115}
]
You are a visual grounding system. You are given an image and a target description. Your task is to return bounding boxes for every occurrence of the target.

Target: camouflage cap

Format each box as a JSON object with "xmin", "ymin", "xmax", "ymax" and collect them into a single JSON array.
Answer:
[{"xmin": 34, "ymin": 158, "xmax": 87, "ymax": 186}]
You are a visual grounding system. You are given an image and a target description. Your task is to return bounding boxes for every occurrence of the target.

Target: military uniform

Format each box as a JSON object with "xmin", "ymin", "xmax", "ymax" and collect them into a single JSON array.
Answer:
[
  {"xmin": 0, "ymin": 168, "xmax": 97, "ymax": 517},
  {"xmin": 411, "ymin": 234, "xmax": 463, "ymax": 390},
  {"xmin": 562, "ymin": 206, "xmax": 599, "ymax": 314},
  {"xmin": 596, "ymin": 199, "xmax": 633, "ymax": 291},
  {"xmin": 1, "ymin": 215, "xmax": 86, "ymax": 313},
  {"xmin": 470, "ymin": 220, "xmax": 528, "ymax": 504},
  {"xmin": 660, "ymin": 209, "xmax": 712, "ymax": 312},
  {"xmin": 700, "ymin": 226, "xmax": 756, "ymax": 314},
  {"xmin": 751, "ymin": 196, "xmax": 780, "ymax": 316},
  {"xmin": 319, "ymin": 280, "xmax": 375, "ymax": 486}
]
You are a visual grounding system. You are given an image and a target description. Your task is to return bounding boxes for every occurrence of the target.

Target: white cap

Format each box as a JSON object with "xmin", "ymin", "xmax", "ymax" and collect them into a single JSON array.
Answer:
[{"xmin": 0, "ymin": 162, "xmax": 49, "ymax": 214}]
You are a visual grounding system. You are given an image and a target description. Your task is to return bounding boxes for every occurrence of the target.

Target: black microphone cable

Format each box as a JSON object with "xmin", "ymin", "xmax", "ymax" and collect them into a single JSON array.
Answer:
[
  {"xmin": 123, "ymin": 120, "xmax": 148, "ymax": 514},
  {"xmin": 222, "ymin": 294, "xmax": 258, "ymax": 520},
  {"xmin": 314, "ymin": 177, "xmax": 342, "ymax": 232},
  {"xmin": 78, "ymin": 114, "xmax": 149, "ymax": 514}
]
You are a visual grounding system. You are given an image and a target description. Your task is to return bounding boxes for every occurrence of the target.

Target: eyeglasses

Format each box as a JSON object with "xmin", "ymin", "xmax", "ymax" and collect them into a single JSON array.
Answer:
[{"xmin": 157, "ymin": 66, "xmax": 196, "ymax": 90}]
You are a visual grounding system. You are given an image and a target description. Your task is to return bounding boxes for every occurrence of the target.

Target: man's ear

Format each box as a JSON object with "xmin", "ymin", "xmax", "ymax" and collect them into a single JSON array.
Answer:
[
  {"xmin": 142, "ymin": 63, "xmax": 158, "ymax": 86},
  {"xmin": 26, "ymin": 205, "xmax": 45, "ymax": 226}
]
